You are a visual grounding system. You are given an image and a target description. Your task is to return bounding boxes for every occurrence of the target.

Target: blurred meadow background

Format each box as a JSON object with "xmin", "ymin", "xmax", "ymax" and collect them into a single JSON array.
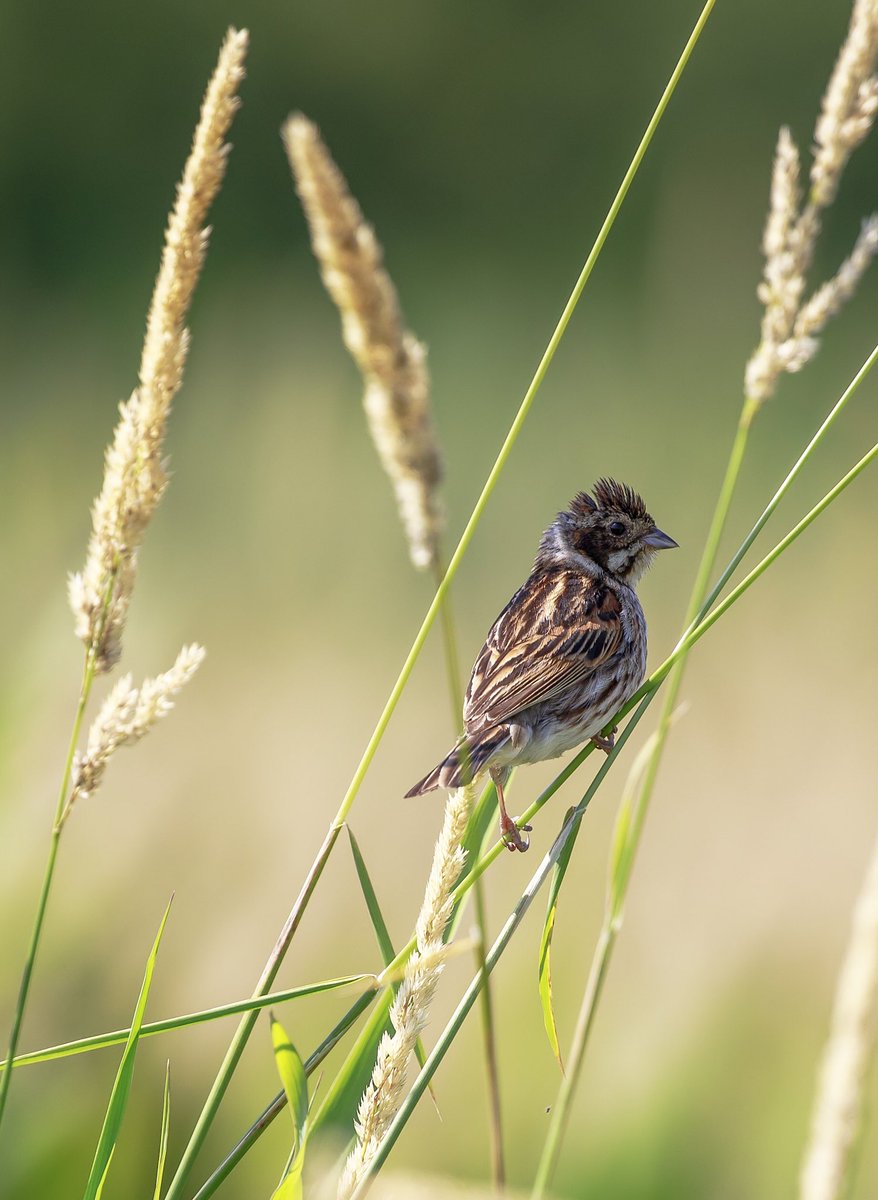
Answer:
[{"xmin": 2, "ymin": 1, "xmax": 878, "ymax": 1197}]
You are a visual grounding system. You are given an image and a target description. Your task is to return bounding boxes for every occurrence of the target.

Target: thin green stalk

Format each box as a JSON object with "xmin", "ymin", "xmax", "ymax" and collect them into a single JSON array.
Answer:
[
  {"xmin": 2, "ymin": 975, "xmax": 375, "ymax": 1071},
  {"xmin": 532, "ymin": 340, "xmax": 878, "ymax": 1190},
  {"xmin": 433, "ymin": 557, "xmax": 464, "ymax": 732},
  {"xmin": 0, "ymin": 647, "xmax": 96, "ymax": 1129},
  {"xmin": 666, "ymin": 439, "xmax": 878, "ymax": 652},
  {"xmin": 531, "ymin": 926, "xmax": 615, "ymax": 1198},
  {"xmin": 169, "ymin": 8, "xmax": 715, "ymax": 1189},
  {"xmin": 472, "ymin": 890, "xmax": 505, "ymax": 1191}
]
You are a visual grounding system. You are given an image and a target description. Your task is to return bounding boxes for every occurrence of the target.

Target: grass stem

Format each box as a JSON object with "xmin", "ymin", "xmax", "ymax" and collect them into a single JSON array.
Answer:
[{"xmin": 0, "ymin": 648, "xmax": 95, "ymax": 1131}]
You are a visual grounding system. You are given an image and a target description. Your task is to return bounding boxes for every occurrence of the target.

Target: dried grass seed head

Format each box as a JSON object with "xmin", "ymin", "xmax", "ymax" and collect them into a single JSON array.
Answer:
[
  {"xmin": 67, "ymin": 643, "xmax": 205, "ymax": 817},
  {"xmin": 283, "ymin": 113, "xmax": 444, "ymax": 571},
  {"xmin": 812, "ymin": 0, "xmax": 878, "ymax": 207},
  {"xmin": 746, "ymin": 0, "xmax": 878, "ymax": 408},
  {"xmin": 69, "ymin": 28, "xmax": 248, "ymax": 672}
]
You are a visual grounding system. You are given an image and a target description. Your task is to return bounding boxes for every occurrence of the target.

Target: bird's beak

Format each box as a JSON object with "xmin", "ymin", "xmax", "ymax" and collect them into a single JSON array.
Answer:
[{"xmin": 643, "ymin": 526, "xmax": 679, "ymax": 550}]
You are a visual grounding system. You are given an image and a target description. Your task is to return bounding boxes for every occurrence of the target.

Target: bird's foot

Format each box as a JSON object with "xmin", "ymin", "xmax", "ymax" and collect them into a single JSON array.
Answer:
[
  {"xmin": 590, "ymin": 726, "xmax": 617, "ymax": 754},
  {"xmin": 500, "ymin": 813, "xmax": 532, "ymax": 853}
]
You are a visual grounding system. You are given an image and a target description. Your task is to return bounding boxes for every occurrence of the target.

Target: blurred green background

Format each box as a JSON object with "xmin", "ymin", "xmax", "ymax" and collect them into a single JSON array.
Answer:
[{"xmin": 2, "ymin": 1, "xmax": 878, "ymax": 1196}]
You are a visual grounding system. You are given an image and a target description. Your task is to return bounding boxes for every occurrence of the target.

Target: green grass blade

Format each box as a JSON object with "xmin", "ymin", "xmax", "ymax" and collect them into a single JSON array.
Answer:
[
  {"xmin": 153, "ymin": 1062, "xmax": 171, "ymax": 1200},
  {"xmin": 0, "ymin": 648, "xmax": 96, "ymax": 1130},
  {"xmin": 83, "ymin": 896, "xmax": 172, "ymax": 1200},
  {"xmin": 270, "ymin": 1015, "xmax": 308, "ymax": 1200},
  {"xmin": 94, "ymin": 1148, "xmax": 115, "ymax": 1200},
  {"xmin": 538, "ymin": 808, "xmax": 581, "ymax": 1072},
  {"xmin": 347, "ymin": 828, "xmax": 395, "ymax": 966},
  {"xmin": 270, "ymin": 1166, "xmax": 303, "ymax": 1200},
  {"xmin": 271, "ymin": 1016, "xmax": 308, "ymax": 1153},
  {"xmin": 4, "ymin": 973, "xmax": 374, "ymax": 1071},
  {"xmin": 346, "ymin": 827, "xmax": 437, "ymax": 1110}
]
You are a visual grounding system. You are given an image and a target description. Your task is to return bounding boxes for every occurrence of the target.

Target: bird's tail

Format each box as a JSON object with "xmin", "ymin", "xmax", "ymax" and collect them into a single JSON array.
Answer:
[{"xmin": 405, "ymin": 730, "xmax": 510, "ymax": 797}]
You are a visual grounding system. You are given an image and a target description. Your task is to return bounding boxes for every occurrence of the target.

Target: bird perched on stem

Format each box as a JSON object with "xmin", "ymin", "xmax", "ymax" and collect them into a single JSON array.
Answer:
[{"xmin": 406, "ymin": 480, "xmax": 677, "ymax": 850}]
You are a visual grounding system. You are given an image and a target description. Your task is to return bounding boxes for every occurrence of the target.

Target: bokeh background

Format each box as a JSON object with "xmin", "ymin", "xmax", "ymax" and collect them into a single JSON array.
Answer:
[{"xmin": 2, "ymin": 1, "xmax": 878, "ymax": 1196}]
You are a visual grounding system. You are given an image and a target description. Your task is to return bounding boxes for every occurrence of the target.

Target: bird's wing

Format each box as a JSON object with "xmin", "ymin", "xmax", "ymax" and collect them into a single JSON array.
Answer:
[{"xmin": 463, "ymin": 570, "xmax": 624, "ymax": 732}]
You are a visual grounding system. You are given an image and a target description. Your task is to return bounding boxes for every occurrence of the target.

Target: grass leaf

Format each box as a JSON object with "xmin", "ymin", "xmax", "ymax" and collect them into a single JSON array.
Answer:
[
  {"xmin": 93, "ymin": 1148, "xmax": 114, "ymax": 1200},
  {"xmin": 82, "ymin": 896, "xmax": 172, "ymax": 1200},
  {"xmin": 538, "ymin": 810, "xmax": 581, "ymax": 1072},
  {"xmin": 153, "ymin": 1062, "xmax": 171, "ymax": 1200},
  {"xmin": 270, "ymin": 1016, "xmax": 308, "ymax": 1200},
  {"xmin": 8, "ymin": 973, "xmax": 373, "ymax": 1071},
  {"xmin": 347, "ymin": 827, "xmax": 395, "ymax": 965}
]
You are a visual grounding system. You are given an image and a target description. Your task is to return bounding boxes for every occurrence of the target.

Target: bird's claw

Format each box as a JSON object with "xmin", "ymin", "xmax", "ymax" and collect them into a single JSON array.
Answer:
[
  {"xmin": 500, "ymin": 817, "xmax": 532, "ymax": 853},
  {"xmin": 590, "ymin": 726, "xmax": 617, "ymax": 754}
]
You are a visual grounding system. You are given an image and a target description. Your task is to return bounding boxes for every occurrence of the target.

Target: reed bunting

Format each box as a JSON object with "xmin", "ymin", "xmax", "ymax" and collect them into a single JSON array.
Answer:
[{"xmin": 406, "ymin": 479, "xmax": 677, "ymax": 850}]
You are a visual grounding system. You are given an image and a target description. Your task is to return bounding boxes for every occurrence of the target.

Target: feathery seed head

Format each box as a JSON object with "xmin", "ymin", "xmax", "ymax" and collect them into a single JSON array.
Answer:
[
  {"xmin": 799, "ymin": 824, "xmax": 878, "ymax": 1200},
  {"xmin": 66, "ymin": 644, "xmax": 205, "ymax": 819},
  {"xmin": 794, "ymin": 215, "xmax": 878, "ymax": 339},
  {"xmin": 812, "ymin": 0, "xmax": 878, "ymax": 207},
  {"xmin": 70, "ymin": 29, "xmax": 248, "ymax": 671},
  {"xmin": 746, "ymin": 0, "xmax": 878, "ymax": 409},
  {"xmin": 283, "ymin": 113, "xmax": 444, "ymax": 571}
]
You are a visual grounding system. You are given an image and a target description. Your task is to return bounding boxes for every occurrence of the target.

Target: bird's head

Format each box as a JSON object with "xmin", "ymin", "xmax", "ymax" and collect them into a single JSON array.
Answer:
[{"xmin": 539, "ymin": 478, "xmax": 678, "ymax": 586}]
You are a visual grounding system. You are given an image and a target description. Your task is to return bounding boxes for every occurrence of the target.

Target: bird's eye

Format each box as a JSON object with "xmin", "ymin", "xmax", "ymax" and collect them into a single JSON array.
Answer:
[{"xmin": 609, "ymin": 520, "xmax": 625, "ymax": 536}]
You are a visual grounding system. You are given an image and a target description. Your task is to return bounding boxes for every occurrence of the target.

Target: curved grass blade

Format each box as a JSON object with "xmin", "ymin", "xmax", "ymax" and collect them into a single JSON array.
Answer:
[
  {"xmin": 270, "ymin": 1016, "xmax": 308, "ymax": 1200},
  {"xmin": 538, "ymin": 808, "xmax": 581, "ymax": 1072},
  {"xmin": 153, "ymin": 1062, "xmax": 171, "ymax": 1200},
  {"xmin": 83, "ymin": 897, "xmax": 172, "ymax": 1200}
]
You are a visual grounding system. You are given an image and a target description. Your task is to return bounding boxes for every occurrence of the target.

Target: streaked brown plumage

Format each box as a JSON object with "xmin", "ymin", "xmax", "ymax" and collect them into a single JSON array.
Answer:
[{"xmin": 406, "ymin": 479, "xmax": 677, "ymax": 850}]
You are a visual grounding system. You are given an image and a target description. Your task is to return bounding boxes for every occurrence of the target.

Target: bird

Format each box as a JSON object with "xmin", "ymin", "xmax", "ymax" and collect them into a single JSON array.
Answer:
[{"xmin": 405, "ymin": 479, "xmax": 677, "ymax": 851}]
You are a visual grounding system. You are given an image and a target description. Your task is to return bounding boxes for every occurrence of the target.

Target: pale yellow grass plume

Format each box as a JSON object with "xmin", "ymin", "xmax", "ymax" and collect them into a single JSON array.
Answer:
[
  {"xmin": 745, "ymin": 0, "xmax": 878, "ymax": 408},
  {"xmin": 69, "ymin": 28, "xmax": 248, "ymax": 672},
  {"xmin": 799, "ymin": 824, "xmax": 878, "ymax": 1200},
  {"xmin": 338, "ymin": 786, "xmax": 473, "ymax": 1199},
  {"xmin": 812, "ymin": 0, "xmax": 878, "ymax": 206},
  {"xmin": 62, "ymin": 643, "xmax": 205, "ymax": 824},
  {"xmin": 283, "ymin": 113, "xmax": 444, "ymax": 571}
]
